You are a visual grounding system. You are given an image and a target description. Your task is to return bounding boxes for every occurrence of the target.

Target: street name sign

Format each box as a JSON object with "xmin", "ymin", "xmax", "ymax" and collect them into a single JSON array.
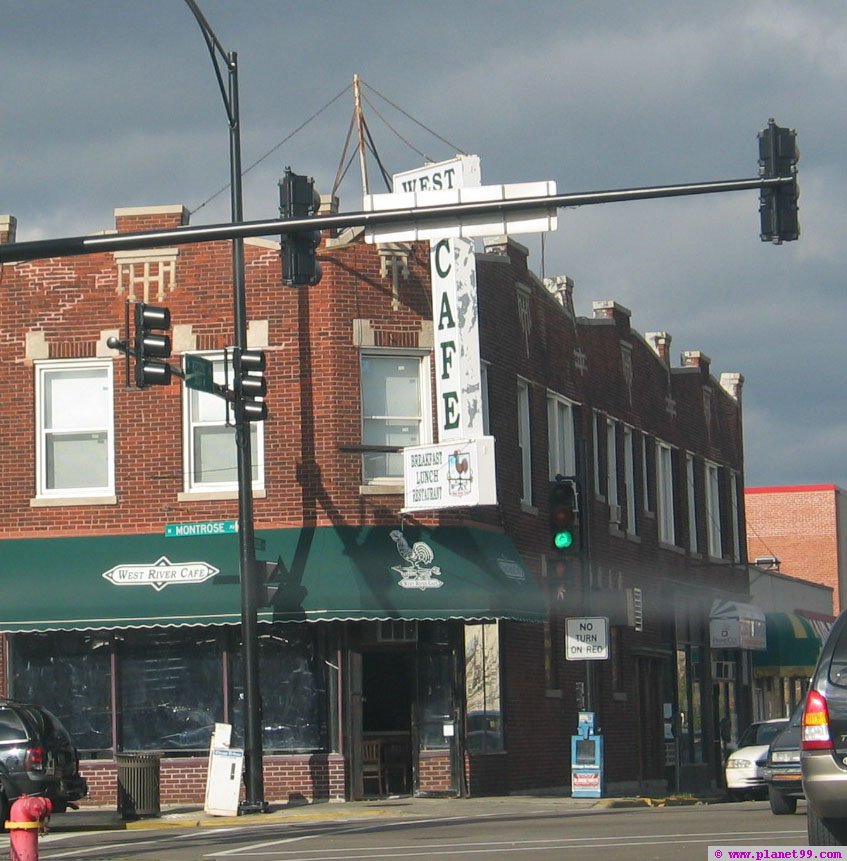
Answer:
[
  {"xmin": 185, "ymin": 354, "xmax": 215, "ymax": 394},
  {"xmin": 165, "ymin": 520, "xmax": 238, "ymax": 538}
]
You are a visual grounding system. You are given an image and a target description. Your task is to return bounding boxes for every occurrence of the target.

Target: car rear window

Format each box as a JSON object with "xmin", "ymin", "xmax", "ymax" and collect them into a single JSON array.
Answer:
[
  {"xmin": 827, "ymin": 623, "xmax": 847, "ymax": 687},
  {"xmin": 0, "ymin": 708, "xmax": 29, "ymax": 743}
]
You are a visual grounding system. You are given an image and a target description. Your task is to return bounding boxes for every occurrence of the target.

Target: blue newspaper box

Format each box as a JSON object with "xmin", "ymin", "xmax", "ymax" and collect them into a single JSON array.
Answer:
[{"xmin": 571, "ymin": 711, "xmax": 603, "ymax": 797}]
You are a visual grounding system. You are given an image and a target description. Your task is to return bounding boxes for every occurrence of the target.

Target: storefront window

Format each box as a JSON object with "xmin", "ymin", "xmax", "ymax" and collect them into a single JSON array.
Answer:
[
  {"xmin": 231, "ymin": 628, "xmax": 329, "ymax": 752},
  {"xmin": 119, "ymin": 630, "xmax": 223, "ymax": 751},
  {"xmin": 418, "ymin": 651, "xmax": 454, "ymax": 751},
  {"xmin": 464, "ymin": 623, "xmax": 503, "ymax": 753},
  {"xmin": 10, "ymin": 624, "xmax": 333, "ymax": 757},
  {"xmin": 11, "ymin": 632, "xmax": 112, "ymax": 753}
]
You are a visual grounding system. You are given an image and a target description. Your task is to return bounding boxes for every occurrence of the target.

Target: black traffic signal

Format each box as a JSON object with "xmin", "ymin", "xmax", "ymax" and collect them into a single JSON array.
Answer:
[
  {"xmin": 549, "ymin": 476, "xmax": 579, "ymax": 553},
  {"xmin": 279, "ymin": 168, "xmax": 323, "ymax": 286},
  {"xmin": 758, "ymin": 119, "xmax": 799, "ymax": 244},
  {"xmin": 233, "ymin": 348, "xmax": 267, "ymax": 422},
  {"xmin": 134, "ymin": 303, "xmax": 172, "ymax": 388}
]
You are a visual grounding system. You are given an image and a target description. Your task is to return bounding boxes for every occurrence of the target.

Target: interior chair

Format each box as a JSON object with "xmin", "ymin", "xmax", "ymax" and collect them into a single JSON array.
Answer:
[{"xmin": 361, "ymin": 740, "xmax": 385, "ymax": 796}]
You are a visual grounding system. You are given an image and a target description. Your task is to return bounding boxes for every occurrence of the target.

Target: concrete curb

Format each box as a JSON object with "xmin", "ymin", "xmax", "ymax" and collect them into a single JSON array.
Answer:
[{"xmin": 47, "ymin": 793, "xmax": 728, "ymax": 833}]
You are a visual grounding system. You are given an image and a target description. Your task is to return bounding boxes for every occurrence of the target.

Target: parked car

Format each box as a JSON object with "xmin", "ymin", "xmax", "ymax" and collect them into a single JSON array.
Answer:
[
  {"xmin": 763, "ymin": 702, "xmax": 804, "ymax": 814},
  {"xmin": 802, "ymin": 607, "xmax": 847, "ymax": 844},
  {"xmin": 725, "ymin": 717, "xmax": 789, "ymax": 800},
  {"xmin": 0, "ymin": 699, "xmax": 88, "ymax": 823}
]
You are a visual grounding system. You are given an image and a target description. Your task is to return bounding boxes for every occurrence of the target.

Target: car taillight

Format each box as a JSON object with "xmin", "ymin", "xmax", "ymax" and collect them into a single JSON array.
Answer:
[
  {"xmin": 802, "ymin": 690, "xmax": 833, "ymax": 751},
  {"xmin": 24, "ymin": 745, "xmax": 46, "ymax": 772}
]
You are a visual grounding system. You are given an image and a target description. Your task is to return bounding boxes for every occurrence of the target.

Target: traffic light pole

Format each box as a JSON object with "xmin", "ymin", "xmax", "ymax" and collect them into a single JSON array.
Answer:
[
  {"xmin": 0, "ymin": 175, "xmax": 796, "ymax": 264},
  {"xmin": 182, "ymin": 0, "xmax": 266, "ymax": 813}
]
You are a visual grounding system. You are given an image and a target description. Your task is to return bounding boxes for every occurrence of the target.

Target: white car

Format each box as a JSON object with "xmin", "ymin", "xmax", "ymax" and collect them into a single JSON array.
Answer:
[{"xmin": 725, "ymin": 718, "xmax": 789, "ymax": 799}]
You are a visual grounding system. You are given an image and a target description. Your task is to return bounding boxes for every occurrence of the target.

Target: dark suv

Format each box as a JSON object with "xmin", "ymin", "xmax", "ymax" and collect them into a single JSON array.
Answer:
[
  {"xmin": 0, "ymin": 700, "xmax": 88, "ymax": 822},
  {"xmin": 763, "ymin": 702, "xmax": 803, "ymax": 814},
  {"xmin": 802, "ymin": 608, "xmax": 847, "ymax": 844}
]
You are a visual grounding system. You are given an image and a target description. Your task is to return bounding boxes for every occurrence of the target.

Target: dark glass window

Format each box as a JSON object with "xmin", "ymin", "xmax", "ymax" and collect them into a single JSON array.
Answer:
[
  {"xmin": 119, "ymin": 630, "xmax": 224, "ymax": 751},
  {"xmin": 11, "ymin": 632, "xmax": 112, "ymax": 753},
  {"xmin": 231, "ymin": 628, "xmax": 329, "ymax": 752}
]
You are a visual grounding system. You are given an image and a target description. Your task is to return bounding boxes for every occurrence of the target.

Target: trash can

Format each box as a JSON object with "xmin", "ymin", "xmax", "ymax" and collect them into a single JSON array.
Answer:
[{"xmin": 116, "ymin": 752, "xmax": 161, "ymax": 819}]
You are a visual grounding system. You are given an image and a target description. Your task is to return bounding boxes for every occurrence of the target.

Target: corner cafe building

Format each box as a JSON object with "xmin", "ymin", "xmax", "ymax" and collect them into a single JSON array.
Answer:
[{"xmin": 0, "ymin": 523, "xmax": 547, "ymax": 803}]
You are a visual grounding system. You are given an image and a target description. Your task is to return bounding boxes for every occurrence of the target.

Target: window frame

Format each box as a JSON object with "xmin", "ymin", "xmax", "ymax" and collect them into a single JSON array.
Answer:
[
  {"xmin": 359, "ymin": 348, "xmax": 432, "ymax": 487},
  {"xmin": 705, "ymin": 461, "xmax": 722, "ymax": 559},
  {"xmin": 517, "ymin": 377, "xmax": 533, "ymax": 506},
  {"xmin": 35, "ymin": 358, "xmax": 116, "ymax": 500},
  {"xmin": 546, "ymin": 392, "xmax": 576, "ymax": 480},
  {"xmin": 182, "ymin": 351, "xmax": 265, "ymax": 494},
  {"xmin": 656, "ymin": 440, "xmax": 676, "ymax": 546}
]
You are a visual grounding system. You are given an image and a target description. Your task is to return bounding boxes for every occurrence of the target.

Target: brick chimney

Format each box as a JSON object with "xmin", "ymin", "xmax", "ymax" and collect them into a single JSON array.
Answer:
[
  {"xmin": 681, "ymin": 350, "xmax": 712, "ymax": 382},
  {"xmin": 0, "ymin": 215, "xmax": 17, "ymax": 245},
  {"xmin": 645, "ymin": 331, "xmax": 672, "ymax": 364},
  {"xmin": 592, "ymin": 300, "xmax": 631, "ymax": 333}
]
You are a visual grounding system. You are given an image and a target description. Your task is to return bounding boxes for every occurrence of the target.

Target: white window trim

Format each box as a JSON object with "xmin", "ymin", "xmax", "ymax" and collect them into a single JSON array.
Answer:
[
  {"xmin": 686, "ymin": 453, "xmax": 698, "ymax": 554},
  {"xmin": 730, "ymin": 470, "xmax": 741, "ymax": 562},
  {"xmin": 481, "ymin": 361, "xmax": 491, "ymax": 436},
  {"xmin": 34, "ymin": 358, "xmax": 116, "ymax": 502},
  {"xmin": 705, "ymin": 461, "xmax": 722, "ymax": 560},
  {"xmin": 359, "ymin": 348, "xmax": 432, "ymax": 490},
  {"xmin": 624, "ymin": 426, "xmax": 636, "ymax": 536},
  {"xmin": 546, "ymin": 391, "xmax": 576, "ymax": 480},
  {"xmin": 181, "ymin": 351, "xmax": 265, "ymax": 495},
  {"xmin": 657, "ymin": 440, "xmax": 676, "ymax": 546},
  {"xmin": 517, "ymin": 377, "xmax": 533, "ymax": 506},
  {"xmin": 606, "ymin": 419, "xmax": 618, "ymax": 510}
]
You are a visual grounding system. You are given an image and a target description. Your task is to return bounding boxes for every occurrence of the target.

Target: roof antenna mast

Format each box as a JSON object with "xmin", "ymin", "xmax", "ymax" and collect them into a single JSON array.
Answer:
[{"xmin": 353, "ymin": 74, "xmax": 370, "ymax": 195}]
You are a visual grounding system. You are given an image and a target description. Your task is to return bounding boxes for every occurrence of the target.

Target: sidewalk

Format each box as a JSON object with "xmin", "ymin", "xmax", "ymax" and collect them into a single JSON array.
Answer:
[{"xmin": 47, "ymin": 792, "xmax": 726, "ymax": 833}]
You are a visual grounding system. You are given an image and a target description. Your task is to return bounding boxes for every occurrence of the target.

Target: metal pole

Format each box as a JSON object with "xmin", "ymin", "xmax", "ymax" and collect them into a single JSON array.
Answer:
[
  {"xmin": 182, "ymin": 0, "xmax": 266, "ymax": 812},
  {"xmin": 0, "ymin": 175, "xmax": 796, "ymax": 264}
]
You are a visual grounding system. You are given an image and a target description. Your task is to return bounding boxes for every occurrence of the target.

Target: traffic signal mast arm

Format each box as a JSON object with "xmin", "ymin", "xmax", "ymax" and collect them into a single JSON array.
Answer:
[{"xmin": 0, "ymin": 175, "xmax": 795, "ymax": 263}]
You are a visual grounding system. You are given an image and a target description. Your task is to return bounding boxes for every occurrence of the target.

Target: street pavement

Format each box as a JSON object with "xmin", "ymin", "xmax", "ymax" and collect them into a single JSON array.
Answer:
[{"xmin": 46, "ymin": 791, "xmax": 728, "ymax": 833}]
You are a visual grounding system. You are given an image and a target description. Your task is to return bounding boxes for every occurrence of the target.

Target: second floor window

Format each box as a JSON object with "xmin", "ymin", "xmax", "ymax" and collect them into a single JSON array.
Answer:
[
  {"xmin": 360, "ymin": 351, "xmax": 429, "ymax": 484},
  {"xmin": 657, "ymin": 441, "xmax": 676, "ymax": 545},
  {"xmin": 36, "ymin": 360, "xmax": 115, "ymax": 498},
  {"xmin": 546, "ymin": 393, "xmax": 576, "ymax": 480},
  {"xmin": 517, "ymin": 379, "xmax": 532, "ymax": 505},
  {"xmin": 706, "ymin": 461, "xmax": 722, "ymax": 559},
  {"xmin": 183, "ymin": 354, "xmax": 263, "ymax": 492}
]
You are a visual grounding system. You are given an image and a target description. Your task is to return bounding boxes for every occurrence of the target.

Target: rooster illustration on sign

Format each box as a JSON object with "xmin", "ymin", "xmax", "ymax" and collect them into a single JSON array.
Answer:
[
  {"xmin": 389, "ymin": 530, "xmax": 443, "ymax": 590},
  {"xmin": 447, "ymin": 450, "xmax": 472, "ymax": 496}
]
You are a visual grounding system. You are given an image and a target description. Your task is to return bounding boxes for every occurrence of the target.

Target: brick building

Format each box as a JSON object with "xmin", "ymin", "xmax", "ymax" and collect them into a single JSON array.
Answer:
[
  {"xmin": 746, "ymin": 485, "xmax": 847, "ymax": 613},
  {"xmin": 0, "ymin": 194, "xmax": 753, "ymax": 806}
]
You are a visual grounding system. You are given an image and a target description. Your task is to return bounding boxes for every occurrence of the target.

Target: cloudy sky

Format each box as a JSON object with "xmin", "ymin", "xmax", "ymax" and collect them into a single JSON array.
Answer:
[{"xmin": 3, "ymin": 1, "xmax": 845, "ymax": 489}]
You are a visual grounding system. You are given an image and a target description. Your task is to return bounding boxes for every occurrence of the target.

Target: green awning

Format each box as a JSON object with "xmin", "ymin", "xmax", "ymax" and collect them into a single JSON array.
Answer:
[
  {"xmin": 0, "ymin": 526, "xmax": 545, "ymax": 633},
  {"xmin": 753, "ymin": 612, "xmax": 823, "ymax": 678}
]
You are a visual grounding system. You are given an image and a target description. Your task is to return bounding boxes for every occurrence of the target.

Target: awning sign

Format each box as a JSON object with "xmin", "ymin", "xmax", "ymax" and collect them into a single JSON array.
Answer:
[
  {"xmin": 102, "ymin": 556, "xmax": 220, "ymax": 592},
  {"xmin": 709, "ymin": 600, "xmax": 767, "ymax": 650}
]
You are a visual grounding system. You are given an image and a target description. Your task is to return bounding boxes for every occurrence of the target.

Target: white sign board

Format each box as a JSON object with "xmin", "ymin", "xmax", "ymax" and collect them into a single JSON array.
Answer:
[
  {"xmin": 392, "ymin": 154, "xmax": 481, "ymax": 194},
  {"xmin": 204, "ymin": 723, "xmax": 244, "ymax": 817},
  {"xmin": 431, "ymin": 237, "xmax": 484, "ymax": 440},
  {"xmin": 565, "ymin": 617, "xmax": 609, "ymax": 661},
  {"xmin": 403, "ymin": 437, "xmax": 497, "ymax": 512},
  {"xmin": 363, "ymin": 180, "xmax": 558, "ymax": 244}
]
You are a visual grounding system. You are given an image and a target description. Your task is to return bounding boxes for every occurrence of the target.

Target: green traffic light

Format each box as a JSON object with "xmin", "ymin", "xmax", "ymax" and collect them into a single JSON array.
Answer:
[{"xmin": 554, "ymin": 530, "xmax": 574, "ymax": 550}]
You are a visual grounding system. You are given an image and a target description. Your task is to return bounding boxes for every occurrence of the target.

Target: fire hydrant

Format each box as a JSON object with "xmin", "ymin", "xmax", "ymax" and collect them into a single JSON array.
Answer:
[{"xmin": 5, "ymin": 795, "xmax": 52, "ymax": 861}]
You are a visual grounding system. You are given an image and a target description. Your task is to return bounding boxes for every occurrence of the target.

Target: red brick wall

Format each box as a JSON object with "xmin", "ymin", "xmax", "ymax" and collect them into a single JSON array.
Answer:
[
  {"xmin": 746, "ymin": 485, "xmax": 841, "ymax": 611},
  {"xmin": 80, "ymin": 754, "xmax": 346, "ymax": 807}
]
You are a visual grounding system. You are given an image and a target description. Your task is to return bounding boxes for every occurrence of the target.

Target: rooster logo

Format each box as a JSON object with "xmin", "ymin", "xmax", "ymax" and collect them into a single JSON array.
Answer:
[{"xmin": 389, "ymin": 530, "xmax": 443, "ymax": 590}]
